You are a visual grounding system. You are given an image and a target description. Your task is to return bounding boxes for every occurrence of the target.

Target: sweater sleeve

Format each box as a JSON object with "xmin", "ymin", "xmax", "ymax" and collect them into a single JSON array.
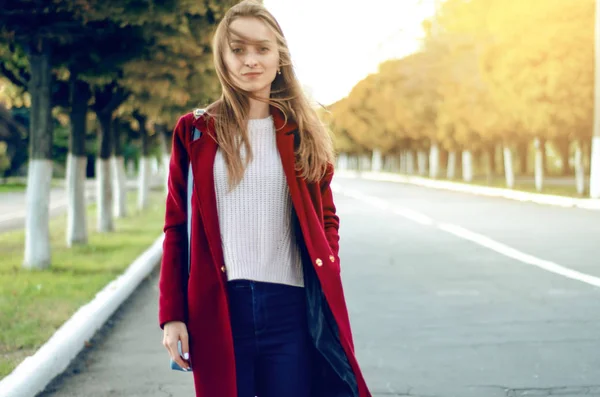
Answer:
[{"xmin": 158, "ymin": 115, "xmax": 190, "ymax": 329}]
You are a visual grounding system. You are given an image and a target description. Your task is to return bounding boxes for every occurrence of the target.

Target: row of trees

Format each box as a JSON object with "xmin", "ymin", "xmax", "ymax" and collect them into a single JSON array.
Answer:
[
  {"xmin": 0, "ymin": 0, "xmax": 237, "ymax": 269},
  {"xmin": 326, "ymin": 0, "xmax": 600, "ymax": 197}
]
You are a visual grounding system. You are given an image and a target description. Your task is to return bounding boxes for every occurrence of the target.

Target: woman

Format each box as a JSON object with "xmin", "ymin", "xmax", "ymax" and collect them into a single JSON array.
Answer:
[{"xmin": 158, "ymin": 1, "xmax": 371, "ymax": 396}]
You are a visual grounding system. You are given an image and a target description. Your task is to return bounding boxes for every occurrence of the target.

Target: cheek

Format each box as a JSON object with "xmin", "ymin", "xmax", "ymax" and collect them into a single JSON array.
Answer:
[{"xmin": 265, "ymin": 54, "xmax": 280, "ymax": 71}]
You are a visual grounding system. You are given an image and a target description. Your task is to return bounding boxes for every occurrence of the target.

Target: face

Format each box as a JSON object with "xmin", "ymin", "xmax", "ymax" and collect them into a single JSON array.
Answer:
[{"xmin": 223, "ymin": 17, "xmax": 280, "ymax": 98}]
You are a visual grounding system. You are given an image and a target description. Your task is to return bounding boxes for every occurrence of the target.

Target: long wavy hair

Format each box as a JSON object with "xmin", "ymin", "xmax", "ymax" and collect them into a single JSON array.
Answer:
[{"xmin": 205, "ymin": 0, "xmax": 334, "ymax": 188}]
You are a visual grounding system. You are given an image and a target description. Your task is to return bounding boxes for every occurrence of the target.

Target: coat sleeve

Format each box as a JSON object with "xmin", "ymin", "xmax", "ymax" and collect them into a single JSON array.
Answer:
[
  {"xmin": 320, "ymin": 163, "xmax": 340, "ymax": 259},
  {"xmin": 158, "ymin": 115, "xmax": 190, "ymax": 329}
]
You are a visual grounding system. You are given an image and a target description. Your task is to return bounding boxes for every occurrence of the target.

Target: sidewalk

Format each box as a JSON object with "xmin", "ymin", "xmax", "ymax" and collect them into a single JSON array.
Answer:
[
  {"xmin": 39, "ymin": 269, "xmax": 195, "ymax": 397},
  {"xmin": 336, "ymin": 170, "xmax": 600, "ymax": 211}
]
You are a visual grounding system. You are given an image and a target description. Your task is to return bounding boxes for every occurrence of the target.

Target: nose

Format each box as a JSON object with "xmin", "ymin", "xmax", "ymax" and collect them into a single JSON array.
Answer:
[{"xmin": 244, "ymin": 54, "xmax": 258, "ymax": 68}]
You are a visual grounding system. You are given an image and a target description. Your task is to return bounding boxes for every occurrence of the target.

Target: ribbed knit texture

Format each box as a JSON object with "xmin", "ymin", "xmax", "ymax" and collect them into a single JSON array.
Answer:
[{"xmin": 213, "ymin": 116, "xmax": 304, "ymax": 287}]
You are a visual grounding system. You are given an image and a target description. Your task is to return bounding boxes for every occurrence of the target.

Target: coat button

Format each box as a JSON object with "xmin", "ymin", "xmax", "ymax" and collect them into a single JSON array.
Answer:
[
  {"xmin": 316, "ymin": 258, "xmax": 323, "ymax": 267},
  {"xmin": 329, "ymin": 255, "xmax": 335, "ymax": 262},
  {"xmin": 221, "ymin": 265, "xmax": 226, "ymax": 273}
]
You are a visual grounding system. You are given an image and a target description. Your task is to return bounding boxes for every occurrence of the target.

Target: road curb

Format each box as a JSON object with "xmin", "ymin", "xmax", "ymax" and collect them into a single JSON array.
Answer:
[
  {"xmin": 335, "ymin": 170, "xmax": 600, "ymax": 211},
  {"xmin": 0, "ymin": 235, "xmax": 165, "ymax": 397}
]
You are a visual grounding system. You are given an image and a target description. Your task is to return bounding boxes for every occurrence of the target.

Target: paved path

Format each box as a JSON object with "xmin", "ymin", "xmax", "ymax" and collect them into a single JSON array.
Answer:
[
  {"xmin": 0, "ymin": 179, "xmax": 161, "ymax": 234},
  {"xmin": 39, "ymin": 176, "xmax": 600, "ymax": 397}
]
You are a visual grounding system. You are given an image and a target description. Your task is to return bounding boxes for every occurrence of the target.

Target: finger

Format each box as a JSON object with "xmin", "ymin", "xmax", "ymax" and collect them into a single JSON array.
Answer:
[
  {"xmin": 170, "ymin": 340, "xmax": 191, "ymax": 371},
  {"xmin": 180, "ymin": 333, "xmax": 190, "ymax": 361}
]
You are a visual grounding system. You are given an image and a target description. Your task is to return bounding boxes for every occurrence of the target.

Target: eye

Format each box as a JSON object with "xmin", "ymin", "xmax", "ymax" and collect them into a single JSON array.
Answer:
[
  {"xmin": 260, "ymin": 47, "xmax": 269, "ymax": 52},
  {"xmin": 231, "ymin": 47, "xmax": 243, "ymax": 54}
]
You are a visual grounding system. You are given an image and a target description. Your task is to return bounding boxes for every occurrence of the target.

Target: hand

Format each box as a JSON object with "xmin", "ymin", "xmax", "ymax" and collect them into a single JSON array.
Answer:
[{"xmin": 163, "ymin": 321, "xmax": 191, "ymax": 371}]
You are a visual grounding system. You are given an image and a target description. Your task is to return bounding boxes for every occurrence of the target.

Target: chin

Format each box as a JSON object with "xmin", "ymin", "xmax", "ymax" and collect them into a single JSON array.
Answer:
[{"xmin": 242, "ymin": 82, "xmax": 272, "ymax": 96}]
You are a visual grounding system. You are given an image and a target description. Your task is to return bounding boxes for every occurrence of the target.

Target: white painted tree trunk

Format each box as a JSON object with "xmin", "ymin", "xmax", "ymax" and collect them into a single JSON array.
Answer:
[
  {"xmin": 534, "ymin": 138, "xmax": 544, "ymax": 192},
  {"xmin": 24, "ymin": 159, "xmax": 53, "ymax": 269},
  {"xmin": 162, "ymin": 153, "xmax": 171, "ymax": 194},
  {"xmin": 447, "ymin": 151, "xmax": 456, "ymax": 179},
  {"xmin": 127, "ymin": 159, "xmax": 136, "ymax": 178},
  {"xmin": 359, "ymin": 154, "xmax": 370, "ymax": 171},
  {"xmin": 429, "ymin": 143, "xmax": 440, "ymax": 179},
  {"xmin": 575, "ymin": 141, "xmax": 585, "ymax": 195},
  {"xmin": 406, "ymin": 151, "xmax": 415, "ymax": 175},
  {"xmin": 112, "ymin": 156, "xmax": 128, "ymax": 218},
  {"xmin": 371, "ymin": 149, "xmax": 382, "ymax": 172},
  {"xmin": 66, "ymin": 154, "xmax": 88, "ymax": 246},
  {"xmin": 96, "ymin": 159, "xmax": 114, "ymax": 232},
  {"xmin": 590, "ymin": 136, "xmax": 600, "ymax": 198},
  {"xmin": 503, "ymin": 146, "xmax": 515, "ymax": 188},
  {"xmin": 138, "ymin": 156, "xmax": 151, "ymax": 210},
  {"xmin": 387, "ymin": 155, "xmax": 399, "ymax": 172},
  {"xmin": 417, "ymin": 151, "xmax": 427, "ymax": 176},
  {"xmin": 151, "ymin": 157, "xmax": 159, "ymax": 176},
  {"xmin": 462, "ymin": 151, "xmax": 473, "ymax": 182}
]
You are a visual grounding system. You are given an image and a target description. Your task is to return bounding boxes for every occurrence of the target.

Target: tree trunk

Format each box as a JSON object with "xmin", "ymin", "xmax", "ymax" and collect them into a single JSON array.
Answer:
[
  {"xmin": 575, "ymin": 140, "xmax": 586, "ymax": 195},
  {"xmin": 503, "ymin": 145, "xmax": 515, "ymax": 188},
  {"xmin": 337, "ymin": 153, "xmax": 348, "ymax": 171},
  {"xmin": 447, "ymin": 151, "xmax": 456, "ymax": 179},
  {"xmin": 66, "ymin": 76, "xmax": 90, "ymax": 247},
  {"xmin": 112, "ymin": 118, "xmax": 127, "ymax": 218},
  {"xmin": 97, "ymin": 113, "xmax": 114, "ymax": 232},
  {"xmin": 371, "ymin": 148, "xmax": 382, "ymax": 172},
  {"xmin": 534, "ymin": 138, "xmax": 545, "ymax": 192},
  {"xmin": 461, "ymin": 150, "xmax": 473, "ymax": 182},
  {"xmin": 24, "ymin": 40, "xmax": 53, "ymax": 269},
  {"xmin": 408, "ymin": 150, "xmax": 416, "ymax": 174},
  {"xmin": 429, "ymin": 141, "xmax": 439, "ymax": 179},
  {"xmin": 417, "ymin": 150, "xmax": 427, "ymax": 176},
  {"xmin": 359, "ymin": 153, "xmax": 370, "ymax": 171},
  {"xmin": 136, "ymin": 113, "xmax": 150, "ymax": 210},
  {"xmin": 591, "ymin": 135, "xmax": 600, "ymax": 198}
]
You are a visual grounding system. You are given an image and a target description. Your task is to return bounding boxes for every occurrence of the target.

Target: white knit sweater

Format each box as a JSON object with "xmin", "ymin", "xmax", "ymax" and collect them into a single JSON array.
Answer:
[{"xmin": 213, "ymin": 116, "xmax": 304, "ymax": 287}]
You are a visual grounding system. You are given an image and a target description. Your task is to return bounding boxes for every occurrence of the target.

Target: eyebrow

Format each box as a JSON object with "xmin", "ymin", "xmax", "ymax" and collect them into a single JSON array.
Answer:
[{"xmin": 230, "ymin": 39, "xmax": 272, "ymax": 45}]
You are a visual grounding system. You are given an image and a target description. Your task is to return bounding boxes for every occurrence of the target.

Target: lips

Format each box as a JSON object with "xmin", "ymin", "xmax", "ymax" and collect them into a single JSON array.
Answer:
[{"xmin": 242, "ymin": 72, "xmax": 262, "ymax": 77}]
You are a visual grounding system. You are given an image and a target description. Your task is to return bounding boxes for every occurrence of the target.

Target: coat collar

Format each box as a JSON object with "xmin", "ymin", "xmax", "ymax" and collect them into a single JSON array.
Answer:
[{"xmin": 191, "ymin": 105, "xmax": 298, "ymax": 139}]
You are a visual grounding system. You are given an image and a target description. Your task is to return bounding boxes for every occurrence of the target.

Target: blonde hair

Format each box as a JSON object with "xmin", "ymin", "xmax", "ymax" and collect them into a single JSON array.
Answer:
[{"xmin": 206, "ymin": 0, "xmax": 334, "ymax": 188}]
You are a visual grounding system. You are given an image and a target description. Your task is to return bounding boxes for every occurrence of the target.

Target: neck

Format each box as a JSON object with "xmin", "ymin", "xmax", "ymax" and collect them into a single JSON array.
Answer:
[{"xmin": 248, "ymin": 89, "xmax": 271, "ymax": 120}]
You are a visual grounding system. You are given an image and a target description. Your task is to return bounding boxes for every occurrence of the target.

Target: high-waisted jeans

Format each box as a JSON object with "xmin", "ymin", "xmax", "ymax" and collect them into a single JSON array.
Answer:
[{"xmin": 227, "ymin": 279, "xmax": 312, "ymax": 397}]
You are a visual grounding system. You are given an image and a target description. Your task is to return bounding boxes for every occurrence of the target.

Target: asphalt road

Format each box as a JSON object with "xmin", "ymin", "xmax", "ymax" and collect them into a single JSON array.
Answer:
[{"xmin": 38, "ymin": 176, "xmax": 600, "ymax": 397}]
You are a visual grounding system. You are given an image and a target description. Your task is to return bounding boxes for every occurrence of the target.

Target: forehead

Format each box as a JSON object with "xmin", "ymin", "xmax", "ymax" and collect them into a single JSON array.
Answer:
[{"xmin": 228, "ymin": 17, "xmax": 276, "ymax": 44}]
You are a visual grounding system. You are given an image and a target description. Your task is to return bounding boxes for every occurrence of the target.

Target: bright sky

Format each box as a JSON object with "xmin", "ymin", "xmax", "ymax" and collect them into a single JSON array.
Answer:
[{"xmin": 263, "ymin": 0, "xmax": 437, "ymax": 106}]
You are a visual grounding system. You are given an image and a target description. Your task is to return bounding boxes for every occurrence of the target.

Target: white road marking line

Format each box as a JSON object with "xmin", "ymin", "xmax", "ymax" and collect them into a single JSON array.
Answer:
[
  {"xmin": 335, "ymin": 184, "xmax": 600, "ymax": 289},
  {"xmin": 437, "ymin": 222, "xmax": 600, "ymax": 288},
  {"xmin": 392, "ymin": 207, "xmax": 434, "ymax": 226}
]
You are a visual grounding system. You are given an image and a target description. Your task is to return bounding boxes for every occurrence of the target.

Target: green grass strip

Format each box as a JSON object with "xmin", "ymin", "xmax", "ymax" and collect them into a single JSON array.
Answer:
[{"xmin": 0, "ymin": 190, "xmax": 165, "ymax": 379}]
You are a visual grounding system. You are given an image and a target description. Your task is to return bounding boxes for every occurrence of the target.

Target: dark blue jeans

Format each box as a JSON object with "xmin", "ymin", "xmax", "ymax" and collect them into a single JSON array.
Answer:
[{"xmin": 227, "ymin": 279, "xmax": 312, "ymax": 397}]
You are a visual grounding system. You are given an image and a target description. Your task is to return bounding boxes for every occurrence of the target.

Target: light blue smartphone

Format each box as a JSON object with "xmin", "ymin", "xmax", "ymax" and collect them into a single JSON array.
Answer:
[{"xmin": 170, "ymin": 340, "xmax": 192, "ymax": 372}]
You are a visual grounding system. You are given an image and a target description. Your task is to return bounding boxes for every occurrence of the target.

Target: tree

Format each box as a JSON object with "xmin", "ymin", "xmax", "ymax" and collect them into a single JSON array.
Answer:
[{"xmin": 0, "ymin": 0, "xmax": 97, "ymax": 268}]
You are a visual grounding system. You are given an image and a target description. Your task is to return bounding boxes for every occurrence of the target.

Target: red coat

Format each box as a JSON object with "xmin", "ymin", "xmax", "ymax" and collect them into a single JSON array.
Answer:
[{"xmin": 158, "ymin": 106, "xmax": 371, "ymax": 397}]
